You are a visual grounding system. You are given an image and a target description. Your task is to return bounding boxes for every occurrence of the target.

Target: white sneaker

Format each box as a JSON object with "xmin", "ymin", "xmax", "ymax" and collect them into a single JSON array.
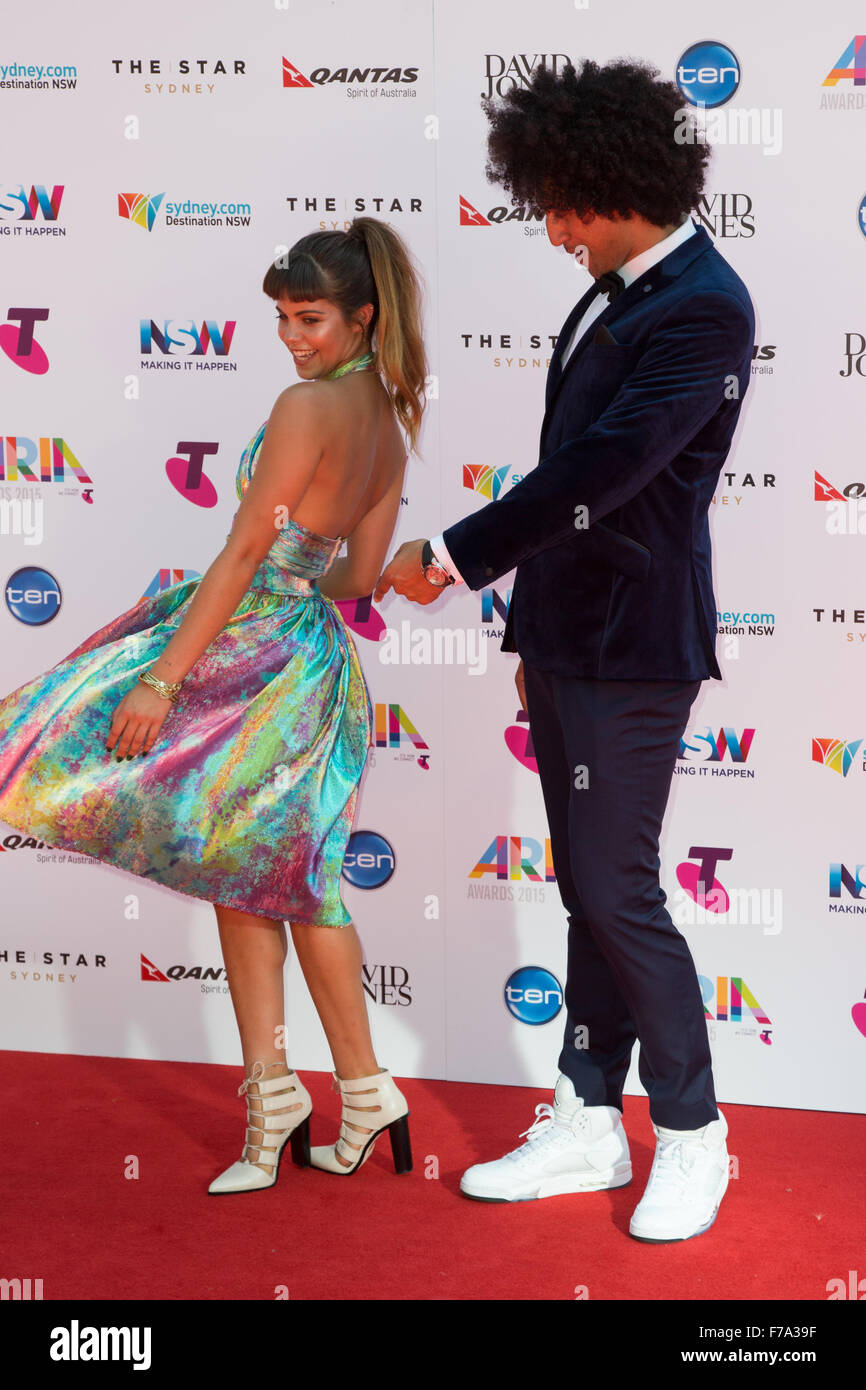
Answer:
[
  {"xmin": 459, "ymin": 1075, "xmax": 632, "ymax": 1202},
  {"xmin": 629, "ymin": 1110, "xmax": 729, "ymax": 1242}
]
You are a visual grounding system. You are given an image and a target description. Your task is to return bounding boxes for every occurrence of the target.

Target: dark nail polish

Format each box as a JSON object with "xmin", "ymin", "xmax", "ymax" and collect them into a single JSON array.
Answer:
[
  {"xmin": 116, "ymin": 755, "xmax": 123, "ymax": 762},
  {"xmin": 126, "ymin": 754, "xmax": 134, "ymax": 760}
]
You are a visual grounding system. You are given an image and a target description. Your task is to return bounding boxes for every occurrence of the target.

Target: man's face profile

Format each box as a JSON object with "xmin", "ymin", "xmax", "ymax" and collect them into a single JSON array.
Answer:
[{"xmin": 545, "ymin": 208, "xmax": 607, "ymax": 277}]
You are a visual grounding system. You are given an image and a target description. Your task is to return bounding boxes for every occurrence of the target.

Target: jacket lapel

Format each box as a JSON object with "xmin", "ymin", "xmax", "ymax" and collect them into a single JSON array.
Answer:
[
  {"xmin": 545, "ymin": 280, "xmax": 602, "ymax": 410},
  {"xmin": 540, "ymin": 221, "xmax": 714, "ymax": 440}
]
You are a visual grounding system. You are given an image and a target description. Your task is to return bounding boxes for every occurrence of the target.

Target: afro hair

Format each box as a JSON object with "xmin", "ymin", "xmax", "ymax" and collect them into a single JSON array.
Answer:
[{"xmin": 482, "ymin": 56, "xmax": 711, "ymax": 226}]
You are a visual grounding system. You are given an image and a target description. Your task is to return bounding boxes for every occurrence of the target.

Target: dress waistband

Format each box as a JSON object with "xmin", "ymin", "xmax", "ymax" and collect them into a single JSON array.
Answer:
[
  {"xmin": 248, "ymin": 563, "xmax": 321, "ymax": 598},
  {"xmin": 224, "ymin": 533, "xmax": 331, "ymax": 598}
]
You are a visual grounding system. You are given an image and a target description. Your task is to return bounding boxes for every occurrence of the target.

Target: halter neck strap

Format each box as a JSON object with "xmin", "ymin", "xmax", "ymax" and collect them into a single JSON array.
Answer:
[{"xmin": 324, "ymin": 351, "xmax": 376, "ymax": 379}]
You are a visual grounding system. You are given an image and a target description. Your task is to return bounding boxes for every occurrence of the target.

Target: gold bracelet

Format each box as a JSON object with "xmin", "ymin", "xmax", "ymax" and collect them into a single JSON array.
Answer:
[{"xmin": 138, "ymin": 669, "xmax": 183, "ymax": 702}]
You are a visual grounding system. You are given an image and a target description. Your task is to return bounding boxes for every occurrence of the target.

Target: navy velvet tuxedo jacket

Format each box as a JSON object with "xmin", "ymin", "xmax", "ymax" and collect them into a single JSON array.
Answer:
[{"xmin": 441, "ymin": 222, "xmax": 755, "ymax": 680}]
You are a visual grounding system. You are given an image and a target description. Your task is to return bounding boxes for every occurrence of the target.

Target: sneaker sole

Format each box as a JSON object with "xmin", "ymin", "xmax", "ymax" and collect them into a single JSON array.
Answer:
[
  {"xmin": 628, "ymin": 1203, "xmax": 721, "ymax": 1243},
  {"xmin": 460, "ymin": 1164, "xmax": 633, "ymax": 1203},
  {"xmin": 628, "ymin": 1179, "xmax": 727, "ymax": 1243}
]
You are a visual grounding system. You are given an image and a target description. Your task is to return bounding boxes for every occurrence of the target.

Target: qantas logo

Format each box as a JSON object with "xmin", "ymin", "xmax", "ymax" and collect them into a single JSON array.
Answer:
[
  {"xmin": 139, "ymin": 952, "xmax": 226, "ymax": 982},
  {"xmin": 815, "ymin": 470, "xmax": 846, "ymax": 502},
  {"xmin": 282, "ymin": 57, "xmax": 419, "ymax": 87},
  {"xmin": 282, "ymin": 57, "xmax": 315, "ymax": 88},
  {"xmin": 459, "ymin": 194, "xmax": 545, "ymax": 228},
  {"xmin": 140, "ymin": 954, "xmax": 171, "ymax": 982},
  {"xmin": 459, "ymin": 195, "xmax": 491, "ymax": 226}
]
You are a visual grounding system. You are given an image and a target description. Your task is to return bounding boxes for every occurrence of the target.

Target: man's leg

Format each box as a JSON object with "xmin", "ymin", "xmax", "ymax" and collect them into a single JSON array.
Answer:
[
  {"xmin": 457, "ymin": 663, "xmax": 648, "ymax": 1203},
  {"xmin": 524, "ymin": 665, "xmax": 716, "ymax": 1130},
  {"xmin": 522, "ymin": 663, "xmax": 639, "ymax": 1108}
]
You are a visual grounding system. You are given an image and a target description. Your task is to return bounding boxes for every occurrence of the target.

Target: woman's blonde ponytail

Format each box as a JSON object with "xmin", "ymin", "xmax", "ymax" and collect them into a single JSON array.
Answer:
[{"xmin": 348, "ymin": 218, "xmax": 427, "ymax": 454}]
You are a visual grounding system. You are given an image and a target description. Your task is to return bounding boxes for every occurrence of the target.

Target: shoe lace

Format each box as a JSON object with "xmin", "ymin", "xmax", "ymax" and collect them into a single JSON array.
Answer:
[
  {"xmin": 236, "ymin": 1062, "xmax": 299, "ymax": 1165},
  {"xmin": 507, "ymin": 1102, "xmax": 585, "ymax": 1164},
  {"xmin": 647, "ymin": 1137, "xmax": 699, "ymax": 1197},
  {"xmin": 238, "ymin": 1061, "xmax": 267, "ymax": 1097},
  {"xmin": 238, "ymin": 1060, "xmax": 292, "ymax": 1098}
]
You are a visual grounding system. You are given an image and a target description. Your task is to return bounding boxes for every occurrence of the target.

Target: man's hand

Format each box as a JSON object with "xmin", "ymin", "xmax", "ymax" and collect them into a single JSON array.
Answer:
[
  {"xmin": 373, "ymin": 539, "xmax": 446, "ymax": 606},
  {"xmin": 515, "ymin": 659, "xmax": 527, "ymax": 714}
]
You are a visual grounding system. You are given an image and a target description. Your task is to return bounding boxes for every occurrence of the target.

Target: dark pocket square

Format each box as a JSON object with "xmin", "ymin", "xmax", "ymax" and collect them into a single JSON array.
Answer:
[{"xmin": 592, "ymin": 324, "xmax": 619, "ymax": 345}]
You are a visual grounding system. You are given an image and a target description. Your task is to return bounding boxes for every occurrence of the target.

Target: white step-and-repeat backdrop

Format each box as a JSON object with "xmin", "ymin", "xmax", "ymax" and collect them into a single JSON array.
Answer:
[{"xmin": 2, "ymin": 0, "xmax": 864, "ymax": 1113}]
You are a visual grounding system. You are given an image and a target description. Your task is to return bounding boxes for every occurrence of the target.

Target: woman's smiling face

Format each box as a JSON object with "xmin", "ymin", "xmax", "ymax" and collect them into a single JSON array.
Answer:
[{"xmin": 274, "ymin": 295, "xmax": 372, "ymax": 378}]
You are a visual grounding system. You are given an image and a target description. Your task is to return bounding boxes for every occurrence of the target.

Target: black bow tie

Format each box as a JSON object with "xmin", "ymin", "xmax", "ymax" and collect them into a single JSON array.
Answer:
[{"xmin": 595, "ymin": 270, "xmax": 625, "ymax": 300}]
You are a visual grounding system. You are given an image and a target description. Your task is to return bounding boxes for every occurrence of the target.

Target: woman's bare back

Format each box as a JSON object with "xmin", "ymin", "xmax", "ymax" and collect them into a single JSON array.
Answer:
[{"xmin": 288, "ymin": 372, "xmax": 407, "ymax": 540}]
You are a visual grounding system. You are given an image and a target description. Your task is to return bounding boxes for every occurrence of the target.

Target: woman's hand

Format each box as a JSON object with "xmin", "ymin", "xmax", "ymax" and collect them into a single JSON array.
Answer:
[
  {"xmin": 515, "ymin": 659, "xmax": 528, "ymax": 714},
  {"xmin": 106, "ymin": 680, "xmax": 174, "ymax": 758}
]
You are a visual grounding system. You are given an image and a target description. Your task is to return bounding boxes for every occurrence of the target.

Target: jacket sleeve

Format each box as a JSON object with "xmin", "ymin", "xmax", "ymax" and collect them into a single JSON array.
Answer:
[{"xmin": 442, "ymin": 290, "xmax": 754, "ymax": 589}]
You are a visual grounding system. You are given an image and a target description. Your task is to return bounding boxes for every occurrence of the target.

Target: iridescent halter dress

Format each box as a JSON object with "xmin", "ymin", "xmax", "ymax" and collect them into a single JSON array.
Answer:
[{"xmin": 0, "ymin": 358, "xmax": 375, "ymax": 925}]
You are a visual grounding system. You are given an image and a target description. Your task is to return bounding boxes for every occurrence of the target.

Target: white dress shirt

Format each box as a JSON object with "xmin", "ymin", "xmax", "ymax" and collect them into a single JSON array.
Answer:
[{"xmin": 429, "ymin": 217, "xmax": 697, "ymax": 584}]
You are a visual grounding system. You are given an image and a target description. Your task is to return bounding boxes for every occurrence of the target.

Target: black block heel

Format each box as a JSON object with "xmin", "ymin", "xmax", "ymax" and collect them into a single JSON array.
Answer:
[
  {"xmin": 388, "ymin": 1112, "xmax": 413, "ymax": 1174},
  {"xmin": 290, "ymin": 1114, "xmax": 311, "ymax": 1167}
]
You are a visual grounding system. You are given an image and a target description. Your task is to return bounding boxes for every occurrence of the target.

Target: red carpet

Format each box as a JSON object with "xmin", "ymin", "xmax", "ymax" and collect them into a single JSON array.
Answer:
[{"xmin": 2, "ymin": 1051, "xmax": 863, "ymax": 1302}]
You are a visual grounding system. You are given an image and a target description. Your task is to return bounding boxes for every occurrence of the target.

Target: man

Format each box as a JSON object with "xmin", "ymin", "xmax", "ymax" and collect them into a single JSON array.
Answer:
[{"xmin": 374, "ymin": 56, "xmax": 754, "ymax": 1242}]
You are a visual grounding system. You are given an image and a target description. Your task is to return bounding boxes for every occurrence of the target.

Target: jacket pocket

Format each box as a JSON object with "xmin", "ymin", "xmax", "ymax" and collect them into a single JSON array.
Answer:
[{"xmin": 592, "ymin": 522, "xmax": 652, "ymax": 581}]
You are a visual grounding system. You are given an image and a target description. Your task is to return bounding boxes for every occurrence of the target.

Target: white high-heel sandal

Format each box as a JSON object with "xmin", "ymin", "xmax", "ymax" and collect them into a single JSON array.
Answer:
[
  {"xmin": 309, "ymin": 1067, "xmax": 412, "ymax": 1176},
  {"xmin": 208, "ymin": 1061, "xmax": 312, "ymax": 1195}
]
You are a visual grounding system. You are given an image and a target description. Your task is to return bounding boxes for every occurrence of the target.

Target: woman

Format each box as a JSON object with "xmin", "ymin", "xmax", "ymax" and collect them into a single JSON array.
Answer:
[{"xmin": 0, "ymin": 217, "xmax": 426, "ymax": 1194}]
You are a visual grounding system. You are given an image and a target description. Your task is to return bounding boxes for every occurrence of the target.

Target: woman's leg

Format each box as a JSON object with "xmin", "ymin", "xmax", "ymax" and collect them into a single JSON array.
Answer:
[
  {"xmin": 214, "ymin": 904, "xmax": 304, "ymax": 1176},
  {"xmin": 289, "ymin": 921, "xmax": 382, "ymax": 1166}
]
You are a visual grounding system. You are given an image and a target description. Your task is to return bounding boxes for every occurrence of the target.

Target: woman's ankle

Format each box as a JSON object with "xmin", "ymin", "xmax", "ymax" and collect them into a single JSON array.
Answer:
[
  {"xmin": 243, "ymin": 1057, "xmax": 292, "ymax": 1076},
  {"xmin": 334, "ymin": 1061, "xmax": 382, "ymax": 1082}
]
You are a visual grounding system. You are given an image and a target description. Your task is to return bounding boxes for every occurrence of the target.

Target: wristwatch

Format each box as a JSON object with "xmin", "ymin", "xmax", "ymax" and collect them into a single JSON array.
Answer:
[{"xmin": 421, "ymin": 539, "xmax": 455, "ymax": 588}]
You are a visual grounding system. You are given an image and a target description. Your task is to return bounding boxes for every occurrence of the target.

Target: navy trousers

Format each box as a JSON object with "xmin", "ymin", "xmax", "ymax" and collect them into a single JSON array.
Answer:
[{"xmin": 523, "ymin": 663, "xmax": 718, "ymax": 1130}]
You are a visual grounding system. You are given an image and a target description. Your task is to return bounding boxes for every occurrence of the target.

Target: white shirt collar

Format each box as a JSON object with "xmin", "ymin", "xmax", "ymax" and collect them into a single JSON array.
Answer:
[{"xmin": 617, "ymin": 217, "xmax": 696, "ymax": 288}]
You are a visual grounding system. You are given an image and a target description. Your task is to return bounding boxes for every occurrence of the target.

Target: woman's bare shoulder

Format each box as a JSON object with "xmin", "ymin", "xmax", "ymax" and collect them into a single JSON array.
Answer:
[
  {"xmin": 270, "ymin": 380, "xmax": 323, "ymax": 411},
  {"xmin": 266, "ymin": 381, "xmax": 331, "ymax": 434}
]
